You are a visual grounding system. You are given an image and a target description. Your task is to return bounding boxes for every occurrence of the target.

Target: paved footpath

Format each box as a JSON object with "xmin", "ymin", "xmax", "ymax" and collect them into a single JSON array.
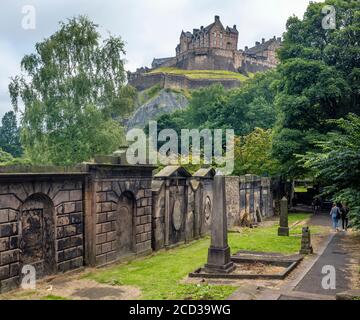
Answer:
[
  {"xmin": 279, "ymin": 234, "xmax": 350, "ymax": 299},
  {"xmin": 279, "ymin": 213, "xmax": 352, "ymax": 300},
  {"xmin": 229, "ymin": 212, "xmax": 356, "ymax": 300}
]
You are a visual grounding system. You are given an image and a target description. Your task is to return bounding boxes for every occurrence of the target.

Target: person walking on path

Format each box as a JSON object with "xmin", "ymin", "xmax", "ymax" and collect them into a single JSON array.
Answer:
[
  {"xmin": 312, "ymin": 197, "xmax": 321, "ymax": 215},
  {"xmin": 341, "ymin": 203, "xmax": 350, "ymax": 231},
  {"xmin": 330, "ymin": 202, "xmax": 341, "ymax": 232}
]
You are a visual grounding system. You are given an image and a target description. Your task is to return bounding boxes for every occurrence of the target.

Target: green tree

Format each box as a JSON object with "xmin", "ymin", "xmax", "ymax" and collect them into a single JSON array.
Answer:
[
  {"xmin": 155, "ymin": 71, "xmax": 279, "ymax": 138},
  {"xmin": 300, "ymin": 114, "xmax": 360, "ymax": 229},
  {"xmin": 0, "ymin": 148, "xmax": 30, "ymax": 166},
  {"xmin": 0, "ymin": 111, "xmax": 22, "ymax": 157},
  {"xmin": 0, "ymin": 149, "xmax": 14, "ymax": 164},
  {"xmin": 9, "ymin": 16, "xmax": 135, "ymax": 165},
  {"xmin": 222, "ymin": 71, "xmax": 279, "ymax": 135},
  {"xmin": 273, "ymin": 0, "xmax": 360, "ymax": 176},
  {"xmin": 234, "ymin": 128, "xmax": 279, "ymax": 176}
]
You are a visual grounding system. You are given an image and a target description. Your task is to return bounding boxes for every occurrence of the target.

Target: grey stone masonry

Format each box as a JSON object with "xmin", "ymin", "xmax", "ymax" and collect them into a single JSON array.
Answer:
[
  {"xmin": 151, "ymin": 166, "xmax": 216, "ymax": 251},
  {"xmin": 88, "ymin": 164, "xmax": 155, "ymax": 267},
  {"xmin": 0, "ymin": 170, "xmax": 85, "ymax": 293},
  {"xmin": 205, "ymin": 174, "xmax": 235, "ymax": 273},
  {"xmin": 226, "ymin": 175, "xmax": 274, "ymax": 228},
  {"xmin": 278, "ymin": 197, "xmax": 289, "ymax": 236},
  {"xmin": 0, "ymin": 163, "xmax": 276, "ymax": 293},
  {"xmin": 300, "ymin": 227, "xmax": 313, "ymax": 254}
]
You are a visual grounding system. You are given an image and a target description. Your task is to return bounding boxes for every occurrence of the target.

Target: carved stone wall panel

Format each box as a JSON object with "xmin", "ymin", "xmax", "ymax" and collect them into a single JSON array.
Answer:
[{"xmin": 0, "ymin": 177, "xmax": 84, "ymax": 293}]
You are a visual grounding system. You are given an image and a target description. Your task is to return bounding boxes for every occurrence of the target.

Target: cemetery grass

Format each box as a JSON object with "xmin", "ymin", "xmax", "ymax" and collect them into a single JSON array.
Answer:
[{"xmin": 85, "ymin": 213, "xmax": 325, "ymax": 300}]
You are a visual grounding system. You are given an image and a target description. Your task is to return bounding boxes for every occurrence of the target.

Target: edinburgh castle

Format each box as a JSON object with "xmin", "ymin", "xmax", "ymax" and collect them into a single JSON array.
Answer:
[{"xmin": 128, "ymin": 16, "xmax": 282, "ymax": 90}]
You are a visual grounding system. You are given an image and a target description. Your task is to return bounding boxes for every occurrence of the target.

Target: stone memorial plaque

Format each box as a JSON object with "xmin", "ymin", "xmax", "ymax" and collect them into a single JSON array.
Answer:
[
  {"xmin": 204, "ymin": 196, "xmax": 211, "ymax": 222},
  {"xmin": 172, "ymin": 199, "xmax": 182, "ymax": 231}
]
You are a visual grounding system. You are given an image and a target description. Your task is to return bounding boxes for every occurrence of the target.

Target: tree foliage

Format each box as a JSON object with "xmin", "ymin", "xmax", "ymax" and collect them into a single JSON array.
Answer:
[
  {"xmin": 156, "ymin": 71, "xmax": 279, "ymax": 136},
  {"xmin": 300, "ymin": 114, "xmax": 360, "ymax": 229},
  {"xmin": 150, "ymin": 69, "xmax": 279, "ymax": 176},
  {"xmin": 234, "ymin": 128, "xmax": 279, "ymax": 176},
  {"xmin": 273, "ymin": 0, "xmax": 360, "ymax": 176},
  {"xmin": 9, "ymin": 16, "xmax": 135, "ymax": 165},
  {"xmin": 0, "ymin": 148, "xmax": 30, "ymax": 167},
  {"xmin": 0, "ymin": 111, "xmax": 22, "ymax": 157}
]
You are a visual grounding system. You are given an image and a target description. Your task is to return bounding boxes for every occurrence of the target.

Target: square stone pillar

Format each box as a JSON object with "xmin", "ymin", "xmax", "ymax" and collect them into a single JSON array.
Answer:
[
  {"xmin": 300, "ymin": 227, "xmax": 313, "ymax": 254},
  {"xmin": 278, "ymin": 197, "xmax": 289, "ymax": 236},
  {"xmin": 205, "ymin": 174, "xmax": 235, "ymax": 273}
]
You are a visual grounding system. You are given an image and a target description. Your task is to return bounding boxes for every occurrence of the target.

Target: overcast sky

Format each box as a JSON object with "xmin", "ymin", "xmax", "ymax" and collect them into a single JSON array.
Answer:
[{"xmin": 0, "ymin": 0, "xmax": 323, "ymax": 118}]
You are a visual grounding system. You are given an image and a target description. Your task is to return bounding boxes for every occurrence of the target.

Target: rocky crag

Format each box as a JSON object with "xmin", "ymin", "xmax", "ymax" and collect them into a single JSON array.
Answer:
[{"xmin": 124, "ymin": 88, "xmax": 189, "ymax": 130}]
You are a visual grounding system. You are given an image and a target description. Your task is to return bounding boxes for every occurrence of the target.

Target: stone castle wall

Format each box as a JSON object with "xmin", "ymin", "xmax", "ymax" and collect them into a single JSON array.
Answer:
[
  {"xmin": 129, "ymin": 72, "xmax": 241, "ymax": 91},
  {"xmin": 0, "ymin": 164, "xmax": 275, "ymax": 293},
  {"xmin": 176, "ymin": 48, "xmax": 240, "ymax": 71},
  {"xmin": 240, "ymin": 56, "xmax": 274, "ymax": 74}
]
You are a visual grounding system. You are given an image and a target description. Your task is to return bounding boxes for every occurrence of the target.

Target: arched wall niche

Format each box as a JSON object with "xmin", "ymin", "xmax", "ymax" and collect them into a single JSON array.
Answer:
[
  {"xmin": 18, "ymin": 193, "xmax": 56, "ymax": 278},
  {"xmin": 116, "ymin": 191, "xmax": 136, "ymax": 258}
]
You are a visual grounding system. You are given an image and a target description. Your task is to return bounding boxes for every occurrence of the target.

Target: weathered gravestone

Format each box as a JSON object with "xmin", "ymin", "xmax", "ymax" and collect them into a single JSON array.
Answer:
[
  {"xmin": 278, "ymin": 197, "xmax": 289, "ymax": 236},
  {"xmin": 300, "ymin": 227, "xmax": 313, "ymax": 254},
  {"xmin": 205, "ymin": 173, "xmax": 235, "ymax": 273}
]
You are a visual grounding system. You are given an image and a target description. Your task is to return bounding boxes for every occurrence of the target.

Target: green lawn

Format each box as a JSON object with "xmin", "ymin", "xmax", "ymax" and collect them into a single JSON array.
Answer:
[
  {"xmin": 148, "ymin": 67, "xmax": 249, "ymax": 82},
  {"xmin": 84, "ymin": 213, "xmax": 323, "ymax": 300},
  {"xmin": 41, "ymin": 295, "xmax": 69, "ymax": 300},
  {"xmin": 294, "ymin": 186, "xmax": 308, "ymax": 193}
]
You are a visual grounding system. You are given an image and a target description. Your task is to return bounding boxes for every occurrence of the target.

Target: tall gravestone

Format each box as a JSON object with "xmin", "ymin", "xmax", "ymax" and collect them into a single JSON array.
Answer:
[
  {"xmin": 278, "ymin": 197, "xmax": 289, "ymax": 236},
  {"xmin": 205, "ymin": 174, "xmax": 235, "ymax": 273}
]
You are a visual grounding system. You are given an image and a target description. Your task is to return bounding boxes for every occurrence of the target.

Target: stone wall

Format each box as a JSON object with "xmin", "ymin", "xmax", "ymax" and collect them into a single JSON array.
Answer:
[
  {"xmin": 176, "ymin": 48, "xmax": 240, "ymax": 71},
  {"xmin": 226, "ymin": 175, "xmax": 273, "ymax": 229},
  {"xmin": 226, "ymin": 176, "xmax": 241, "ymax": 227},
  {"xmin": 0, "ymin": 170, "xmax": 85, "ymax": 293},
  {"xmin": 0, "ymin": 164, "xmax": 155, "ymax": 293},
  {"xmin": 151, "ymin": 166, "xmax": 214, "ymax": 251},
  {"xmin": 128, "ymin": 72, "xmax": 241, "ymax": 91},
  {"xmin": 0, "ymin": 164, "xmax": 275, "ymax": 293},
  {"xmin": 85, "ymin": 164, "xmax": 154, "ymax": 267},
  {"xmin": 240, "ymin": 56, "xmax": 274, "ymax": 74}
]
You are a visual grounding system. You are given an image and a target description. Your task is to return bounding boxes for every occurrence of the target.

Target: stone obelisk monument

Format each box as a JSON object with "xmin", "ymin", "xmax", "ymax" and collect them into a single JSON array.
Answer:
[
  {"xmin": 205, "ymin": 173, "xmax": 235, "ymax": 273},
  {"xmin": 278, "ymin": 197, "xmax": 289, "ymax": 236}
]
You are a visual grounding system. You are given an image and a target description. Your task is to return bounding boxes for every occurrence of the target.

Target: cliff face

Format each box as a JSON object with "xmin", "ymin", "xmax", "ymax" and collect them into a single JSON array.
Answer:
[
  {"xmin": 125, "ymin": 89, "xmax": 189, "ymax": 130},
  {"xmin": 128, "ymin": 71, "xmax": 241, "ymax": 91}
]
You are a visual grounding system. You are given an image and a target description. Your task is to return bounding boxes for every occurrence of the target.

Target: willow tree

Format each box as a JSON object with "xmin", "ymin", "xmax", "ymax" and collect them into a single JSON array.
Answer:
[{"xmin": 9, "ymin": 16, "xmax": 136, "ymax": 165}]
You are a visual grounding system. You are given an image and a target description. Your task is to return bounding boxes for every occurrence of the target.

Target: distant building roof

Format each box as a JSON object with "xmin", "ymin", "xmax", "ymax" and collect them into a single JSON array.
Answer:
[
  {"xmin": 182, "ymin": 16, "xmax": 238, "ymax": 41},
  {"xmin": 245, "ymin": 37, "xmax": 281, "ymax": 55}
]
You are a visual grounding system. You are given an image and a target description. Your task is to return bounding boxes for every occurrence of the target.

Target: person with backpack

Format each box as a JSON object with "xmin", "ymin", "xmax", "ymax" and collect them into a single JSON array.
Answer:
[
  {"xmin": 341, "ymin": 203, "xmax": 350, "ymax": 231},
  {"xmin": 330, "ymin": 202, "xmax": 341, "ymax": 232}
]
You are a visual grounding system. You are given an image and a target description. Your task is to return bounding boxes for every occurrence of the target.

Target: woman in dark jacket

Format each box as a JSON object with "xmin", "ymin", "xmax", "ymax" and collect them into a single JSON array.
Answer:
[{"xmin": 341, "ymin": 203, "xmax": 350, "ymax": 231}]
